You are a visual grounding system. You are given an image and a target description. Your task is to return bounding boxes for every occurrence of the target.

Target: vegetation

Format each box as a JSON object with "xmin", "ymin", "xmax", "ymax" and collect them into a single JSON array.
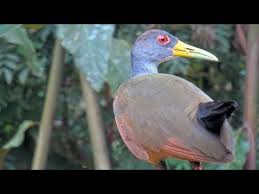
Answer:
[{"xmin": 0, "ymin": 24, "xmax": 257, "ymax": 170}]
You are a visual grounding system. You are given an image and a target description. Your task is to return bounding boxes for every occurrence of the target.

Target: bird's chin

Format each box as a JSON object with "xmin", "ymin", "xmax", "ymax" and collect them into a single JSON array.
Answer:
[{"xmin": 159, "ymin": 56, "xmax": 177, "ymax": 64}]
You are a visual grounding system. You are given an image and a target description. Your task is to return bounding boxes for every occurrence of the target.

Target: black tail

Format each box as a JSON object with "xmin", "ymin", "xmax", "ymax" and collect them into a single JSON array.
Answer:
[{"xmin": 197, "ymin": 100, "xmax": 238, "ymax": 135}]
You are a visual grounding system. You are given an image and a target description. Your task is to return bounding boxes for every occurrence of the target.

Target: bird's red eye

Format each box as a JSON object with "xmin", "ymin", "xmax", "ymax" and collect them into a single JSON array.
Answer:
[{"xmin": 157, "ymin": 35, "xmax": 170, "ymax": 45}]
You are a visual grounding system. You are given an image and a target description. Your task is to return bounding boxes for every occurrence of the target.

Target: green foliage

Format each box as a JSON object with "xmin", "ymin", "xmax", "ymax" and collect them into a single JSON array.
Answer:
[
  {"xmin": 0, "ymin": 121, "xmax": 36, "ymax": 168},
  {"xmin": 115, "ymin": 24, "xmax": 148, "ymax": 43},
  {"xmin": 214, "ymin": 25, "xmax": 234, "ymax": 53},
  {"xmin": 57, "ymin": 25, "xmax": 133, "ymax": 94},
  {"xmin": 0, "ymin": 25, "xmax": 52, "ymax": 165},
  {"xmin": 3, "ymin": 121, "xmax": 36, "ymax": 149},
  {"xmin": 57, "ymin": 25, "xmax": 134, "ymax": 94},
  {"xmin": 166, "ymin": 158, "xmax": 192, "ymax": 170},
  {"xmin": 1, "ymin": 25, "xmax": 43, "ymax": 77},
  {"xmin": 159, "ymin": 58, "xmax": 190, "ymax": 76},
  {"xmin": 0, "ymin": 25, "xmax": 21, "ymax": 37},
  {"xmin": 0, "ymin": 40, "xmax": 27, "ymax": 85},
  {"xmin": 57, "ymin": 24, "xmax": 115, "ymax": 91},
  {"xmin": 106, "ymin": 39, "xmax": 131, "ymax": 95}
]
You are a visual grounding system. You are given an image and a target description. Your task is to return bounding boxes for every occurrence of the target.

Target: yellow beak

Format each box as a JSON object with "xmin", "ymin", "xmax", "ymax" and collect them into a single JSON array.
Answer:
[{"xmin": 172, "ymin": 40, "xmax": 218, "ymax": 62}]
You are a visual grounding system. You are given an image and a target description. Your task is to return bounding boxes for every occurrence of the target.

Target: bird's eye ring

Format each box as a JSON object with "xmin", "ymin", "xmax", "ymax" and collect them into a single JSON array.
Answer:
[{"xmin": 157, "ymin": 35, "xmax": 170, "ymax": 45}]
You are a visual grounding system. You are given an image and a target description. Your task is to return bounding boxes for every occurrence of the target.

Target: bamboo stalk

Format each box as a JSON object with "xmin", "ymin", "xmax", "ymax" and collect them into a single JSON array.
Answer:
[
  {"xmin": 243, "ymin": 24, "xmax": 259, "ymax": 170},
  {"xmin": 79, "ymin": 73, "xmax": 111, "ymax": 170},
  {"xmin": 31, "ymin": 40, "xmax": 64, "ymax": 169}
]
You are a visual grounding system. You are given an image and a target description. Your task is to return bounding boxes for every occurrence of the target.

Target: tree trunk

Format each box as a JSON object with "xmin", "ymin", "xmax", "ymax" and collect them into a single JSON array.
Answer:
[
  {"xmin": 243, "ymin": 24, "xmax": 259, "ymax": 170},
  {"xmin": 79, "ymin": 73, "xmax": 111, "ymax": 170},
  {"xmin": 236, "ymin": 24, "xmax": 247, "ymax": 55},
  {"xmin": 32, "ymin": 40, "xmax": 64, "ymax": 169}
]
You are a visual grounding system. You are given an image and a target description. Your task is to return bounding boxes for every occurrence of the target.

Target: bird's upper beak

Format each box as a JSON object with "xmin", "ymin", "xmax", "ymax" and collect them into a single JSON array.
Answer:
[{"xmin": 172, "ymin": 40, "xmax": 218, "ymax": 62}]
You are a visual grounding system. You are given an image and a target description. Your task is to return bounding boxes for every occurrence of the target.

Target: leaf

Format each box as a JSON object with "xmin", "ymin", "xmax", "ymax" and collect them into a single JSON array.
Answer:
[
  {"xmin": 0, "ymin": 121, "xmax": 36, "ymax": 169},
  {"xmin": 3, "ymin": 68, "xmax": 13, "ymax": 84},
  {"xmin": 2, "ymin": 26, "xmax": 43, "ymax": 76},
  {"xmin": 0, "ymin": 24, "xmax": 21, "ymax": 37},
  {"xmin": 57, "ymin": 24, "xmax": 115, "ymax": 91},
  {"xmin": 18, "ymin": 68, "xmax": 29, "ymax": 84},
  {"xmin": 0, "ymin": 59, "xmax": 17, "ymax": 70},
  {"xmin": 106, "ymin": 39, "xmax": 131, "ymax": 95},
  {"xmin": 2, "ymin": 121, "xmax": 36, "ymax": 149}
]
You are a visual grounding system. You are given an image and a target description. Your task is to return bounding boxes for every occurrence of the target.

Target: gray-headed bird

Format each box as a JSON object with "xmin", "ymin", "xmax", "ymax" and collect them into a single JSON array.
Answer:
[{"xmin": 113, "ymin": 29, "xmax": 238, "ymax": 170}]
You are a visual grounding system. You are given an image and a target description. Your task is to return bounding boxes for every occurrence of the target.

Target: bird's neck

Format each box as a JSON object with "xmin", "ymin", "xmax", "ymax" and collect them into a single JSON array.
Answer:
[{"xmin": 131, "ymin": 60, "xmax": 158, "ymax": 77}]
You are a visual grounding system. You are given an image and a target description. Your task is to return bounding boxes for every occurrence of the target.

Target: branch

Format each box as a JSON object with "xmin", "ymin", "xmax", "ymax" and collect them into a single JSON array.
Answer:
[
  {"xmin": 243, "ymin": 24, "xmax": 259, "ymax": 170},
  {"xmin": 79, "ymin": 73, "xmax": 111, "ymax": 170},
  {"xmin": 243, "ymin": 124, "xmax": 257, "ymax": 170},
  {"xmin": 31, "ymin": 40, "xmax": 64, "ymax": 169},
  {"xmin": 236, "ymin": 24, "xmax": 248, "ymax": 55}
]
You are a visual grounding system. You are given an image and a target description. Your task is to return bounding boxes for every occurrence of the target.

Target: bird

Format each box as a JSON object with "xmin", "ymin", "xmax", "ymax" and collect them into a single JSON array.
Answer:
[{"xmin": 113, "ymin": 29, "xmax": 238, "ymax": 170}]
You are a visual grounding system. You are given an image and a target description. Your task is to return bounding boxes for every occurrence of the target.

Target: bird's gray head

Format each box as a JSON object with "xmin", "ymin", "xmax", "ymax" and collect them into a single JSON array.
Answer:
[{"xmin": 131, "ymin": 29, "xmax": 218, "ymax": 77}]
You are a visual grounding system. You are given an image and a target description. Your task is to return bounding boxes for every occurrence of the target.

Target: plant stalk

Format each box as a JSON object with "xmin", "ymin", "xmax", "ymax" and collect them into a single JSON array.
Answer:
[
  {"xmin": 79, "ymin": 73, "xmax": 111, "ymax": 170},
  {"xmin": 31, "ymin": 40, "xmax": 64, "ymax": 169}
]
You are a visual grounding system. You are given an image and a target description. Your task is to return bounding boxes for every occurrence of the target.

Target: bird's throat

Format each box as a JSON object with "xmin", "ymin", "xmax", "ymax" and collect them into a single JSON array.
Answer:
[{"xmin": 131, "ymin": 62, "xmax": 158, "ymax": 77}]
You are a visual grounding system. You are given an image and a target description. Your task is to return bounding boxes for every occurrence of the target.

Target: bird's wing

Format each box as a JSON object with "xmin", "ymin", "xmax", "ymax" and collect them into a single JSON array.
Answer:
[{"xmin": 113, "ymin": 74, "xmax": 234, "ymax": 164}]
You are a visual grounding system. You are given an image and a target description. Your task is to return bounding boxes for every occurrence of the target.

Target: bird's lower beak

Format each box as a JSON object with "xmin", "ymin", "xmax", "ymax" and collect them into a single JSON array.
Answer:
[{"xmin": 172, "ymin": 40, "xmax": 218, "ymax": 62}]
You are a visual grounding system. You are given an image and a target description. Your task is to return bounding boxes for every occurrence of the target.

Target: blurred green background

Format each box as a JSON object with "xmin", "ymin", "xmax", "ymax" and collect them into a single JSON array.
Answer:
[{"xmin": 0, "ymin": 24, "xmax": 257, "ymax": 170}]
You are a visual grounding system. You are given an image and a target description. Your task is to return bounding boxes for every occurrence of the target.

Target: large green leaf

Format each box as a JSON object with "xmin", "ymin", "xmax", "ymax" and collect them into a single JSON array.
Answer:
[
  {"xmin": 0, "ymin": 25, "xmax": 21, "ymax": 37},
  {"xmin": 106, "ymin": 39, "xmax": 131, "ymax": 95},
  {"xmin": 57, "ymin": 24, "xmax": 115, "ymax": 91},
  {"xmin": 1, "ymin": 26, "xmax": 43, "ymax": 76}
]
